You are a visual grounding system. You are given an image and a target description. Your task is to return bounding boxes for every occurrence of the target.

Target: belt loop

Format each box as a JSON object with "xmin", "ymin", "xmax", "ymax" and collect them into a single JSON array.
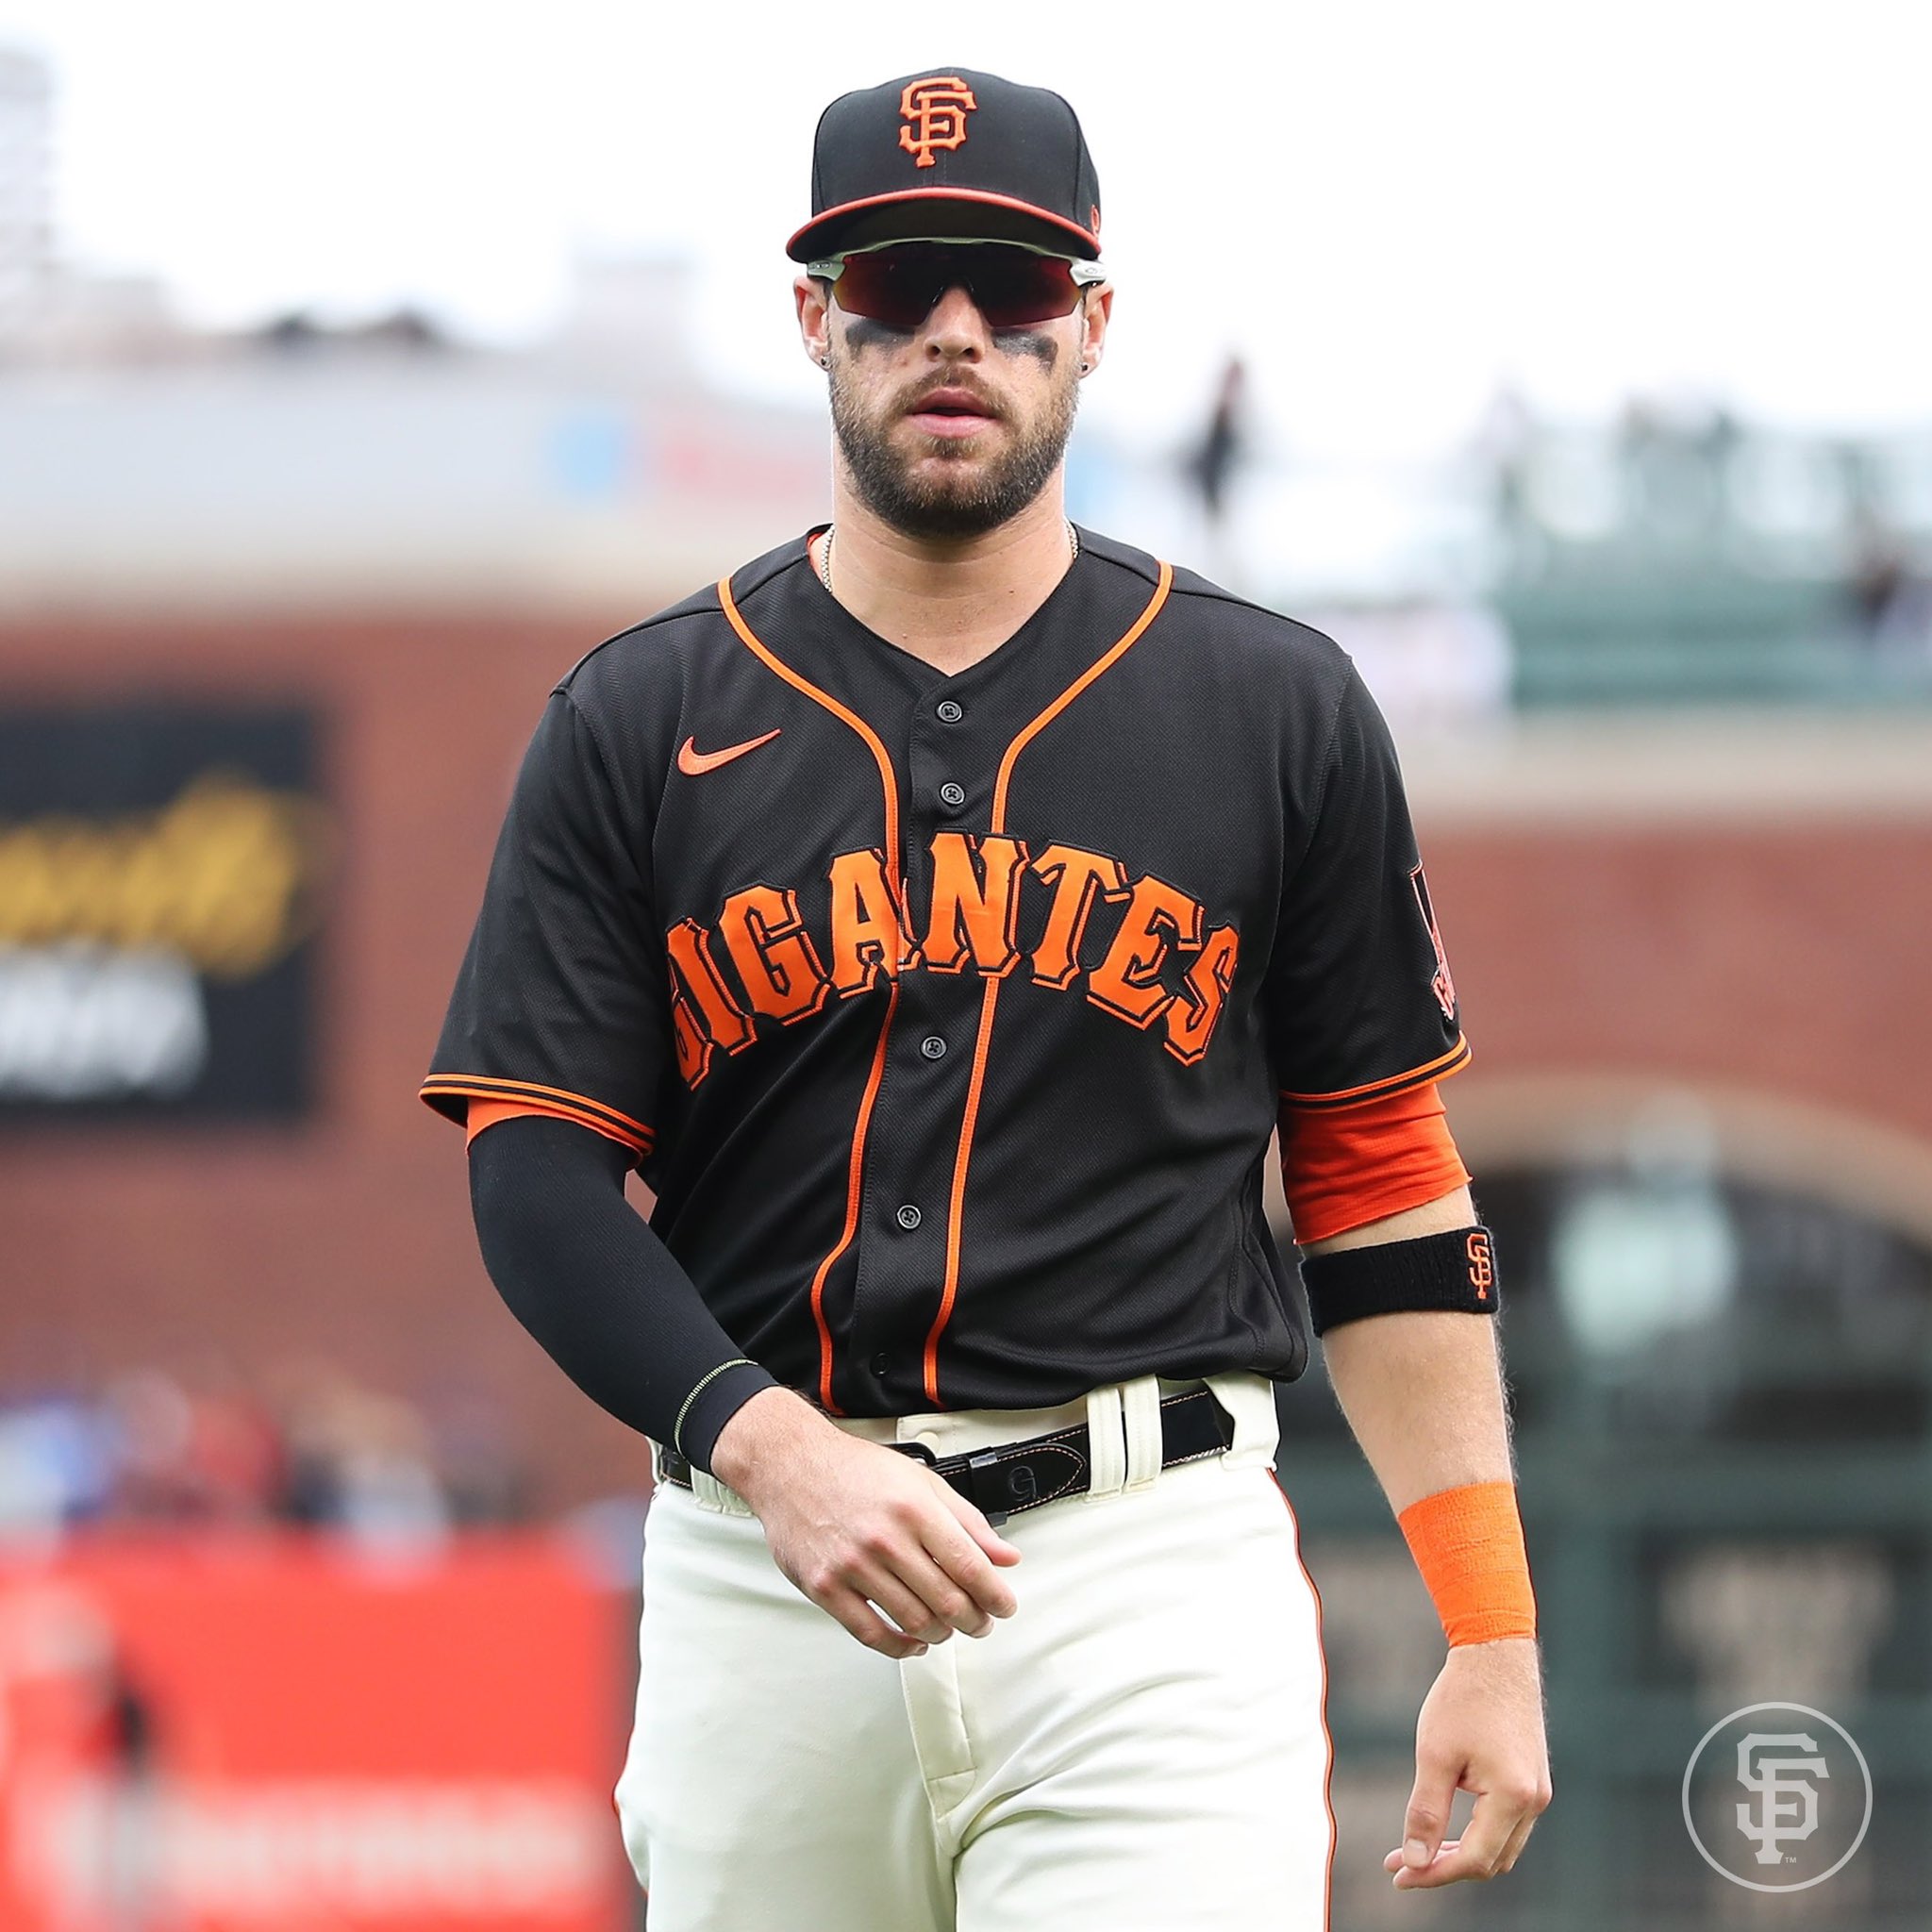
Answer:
[
  {"xmin": 1083, "ymin": 1383, "xmax": 1126, "ymax": 1499},
  {"xmin": 691, "ymin": 1466, "xmax": 749, "ymax": 1516},
  {"xmin": 1121, "ymin": 1376, "xmax": 1163, "ymax": 1491},
  {"xmin": 1206, "ymin": 1371, "xmax": 1281, "ymax": 1473}
]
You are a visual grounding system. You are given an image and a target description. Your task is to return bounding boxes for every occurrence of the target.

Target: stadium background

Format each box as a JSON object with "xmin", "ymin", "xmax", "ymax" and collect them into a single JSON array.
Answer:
[{"xmin": 2, "ymin": 13, "xmax": 1929, "ymax": 1929}]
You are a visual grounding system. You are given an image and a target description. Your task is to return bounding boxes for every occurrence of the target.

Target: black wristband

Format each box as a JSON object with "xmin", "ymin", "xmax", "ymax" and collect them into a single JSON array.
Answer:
[{"xmin": 1298, "ymin": 1224, "xmax": 1500, "ymax": 1337}]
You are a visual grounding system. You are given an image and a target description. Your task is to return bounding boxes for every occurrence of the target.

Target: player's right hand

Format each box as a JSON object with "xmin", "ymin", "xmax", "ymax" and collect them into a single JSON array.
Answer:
[{"xmin": 708, "ymin": 1387, "xmax": 1023, "ymax": 1659}]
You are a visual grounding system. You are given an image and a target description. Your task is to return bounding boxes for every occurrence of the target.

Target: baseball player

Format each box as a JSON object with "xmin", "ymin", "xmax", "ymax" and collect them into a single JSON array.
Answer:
[{"xmin": 424, "ymin": 67, "xmax": 1550, "ymax": 1931}]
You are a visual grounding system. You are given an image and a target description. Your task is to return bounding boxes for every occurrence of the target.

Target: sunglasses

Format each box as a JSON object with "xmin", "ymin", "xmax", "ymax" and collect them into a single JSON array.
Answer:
[{"xmin": 808, "ymin": 242, "xmax": 1108, "ymax": 332}]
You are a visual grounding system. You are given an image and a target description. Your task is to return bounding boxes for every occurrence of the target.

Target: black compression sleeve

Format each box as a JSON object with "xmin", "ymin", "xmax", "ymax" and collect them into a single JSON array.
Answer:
[{"xmin": 466, "ymin": 1114, "xmax": 779, "ymax": 1474}]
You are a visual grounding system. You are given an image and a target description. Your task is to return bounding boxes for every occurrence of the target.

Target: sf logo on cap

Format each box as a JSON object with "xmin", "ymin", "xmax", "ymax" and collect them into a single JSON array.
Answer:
[{"xmin": 899, "ymin": 76, "xmax": 976, "ymax": 168}]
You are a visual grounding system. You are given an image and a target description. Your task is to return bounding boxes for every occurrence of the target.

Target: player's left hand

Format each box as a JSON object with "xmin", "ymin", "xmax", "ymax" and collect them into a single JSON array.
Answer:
[{"xmin": 1383, "ymin": 1635, "xmax": 1551, "ymax": 1889}]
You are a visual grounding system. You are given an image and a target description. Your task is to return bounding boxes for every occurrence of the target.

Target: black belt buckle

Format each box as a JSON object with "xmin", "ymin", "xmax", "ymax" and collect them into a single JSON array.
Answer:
[
  {"xmin": 893, "ymin": 1438, "xmax": 1014, "ymax": 1524},
  {"xmin": 966, "ymin": 1449, "xmax": 1017, "ymax": 1526}
]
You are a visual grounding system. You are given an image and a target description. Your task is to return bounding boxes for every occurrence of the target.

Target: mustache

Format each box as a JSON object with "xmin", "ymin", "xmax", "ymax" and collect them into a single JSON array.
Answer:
[{"xmin": 896, "ymin": 374, "xmax": 1006, "ymax": 420}]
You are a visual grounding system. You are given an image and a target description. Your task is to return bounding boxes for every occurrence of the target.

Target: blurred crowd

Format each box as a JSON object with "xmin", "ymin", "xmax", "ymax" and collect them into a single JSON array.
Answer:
[{"xmin": 0, "ymin": 1362, "xmax": 531, "ymax": 1546}]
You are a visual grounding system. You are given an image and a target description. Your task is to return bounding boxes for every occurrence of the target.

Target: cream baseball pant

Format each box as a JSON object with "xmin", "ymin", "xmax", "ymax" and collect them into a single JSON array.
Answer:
[{"xmin": 615, "ymin": 1373, "xmax": 1335, "ymax": 1932}]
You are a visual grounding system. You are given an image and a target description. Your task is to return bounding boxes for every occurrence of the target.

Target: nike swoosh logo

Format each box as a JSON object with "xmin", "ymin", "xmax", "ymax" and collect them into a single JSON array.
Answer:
[{"xmin": 677, "ymin": 728, "xmax": 781, "ymax": 775}]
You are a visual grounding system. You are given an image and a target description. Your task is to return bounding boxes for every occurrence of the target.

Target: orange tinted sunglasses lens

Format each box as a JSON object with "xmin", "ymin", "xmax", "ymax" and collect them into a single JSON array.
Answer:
[{"xmin": 828, "ymin": 245, "xmax": 1084, "ymax": 330}]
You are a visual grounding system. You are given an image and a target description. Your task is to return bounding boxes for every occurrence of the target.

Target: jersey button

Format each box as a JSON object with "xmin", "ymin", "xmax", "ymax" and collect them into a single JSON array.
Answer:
[
  {"xmin": 920, "ymin": 1035, "xmax": 946, "ymax": 1060},
  {"xmin": 939, "ymin": 781, "xmax": 966, "ymax": 808},
  {"xmin": 936, "ymin": 699, "xmax": 964, "ymax": 724},
  {"xmin": 870, "ymin": 1352, "xmax": 891, "ymax": 1376},
  {"xmin": 895, "ymin": 1203, "xmax": 923, "ymax": 1230}
]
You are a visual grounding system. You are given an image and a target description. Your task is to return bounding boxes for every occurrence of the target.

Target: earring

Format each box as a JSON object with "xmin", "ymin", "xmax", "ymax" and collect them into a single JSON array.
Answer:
[{"xmin": 1079, "ymin": 361, "xmax": 1091, "ymax": 374}]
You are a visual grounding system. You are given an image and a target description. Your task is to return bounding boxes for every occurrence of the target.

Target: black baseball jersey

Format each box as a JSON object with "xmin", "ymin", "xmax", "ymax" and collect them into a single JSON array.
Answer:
[{"xmin": 424, "ymin": 527, "xmax": 1467, "ymax": 1421}]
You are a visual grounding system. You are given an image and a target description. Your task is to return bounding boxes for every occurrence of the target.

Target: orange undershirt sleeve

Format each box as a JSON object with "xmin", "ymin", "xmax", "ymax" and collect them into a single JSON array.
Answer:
[
  {"xmin": 1278, "ymin": 1078, "xmax": 1471, "ymax": 1245},
  {"xmin": 465, "ymin": 1096, "xmax": 640, "ymax": 1152}
]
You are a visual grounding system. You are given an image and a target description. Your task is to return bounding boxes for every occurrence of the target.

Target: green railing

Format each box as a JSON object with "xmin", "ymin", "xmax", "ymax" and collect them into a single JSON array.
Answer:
[
  {"xmin": 1497, "ymin": 565, "xmax": 1932, "ymax": 709},
  {"xmin": 1274, "ymin": 1165, "xmax": 1932, "ymax": 1930}
]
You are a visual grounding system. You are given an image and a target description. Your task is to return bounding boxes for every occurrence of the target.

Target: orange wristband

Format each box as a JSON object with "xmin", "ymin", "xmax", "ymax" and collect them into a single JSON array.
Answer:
[{"xmin": 1396, "ymin": 1479, "xmax": 1537, "ymax": 1647}]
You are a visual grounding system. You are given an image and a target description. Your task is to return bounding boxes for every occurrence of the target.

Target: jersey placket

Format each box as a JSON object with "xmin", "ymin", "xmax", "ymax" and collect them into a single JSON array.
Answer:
[
  {"xmin": 832, "ymin": 559, "xmax": 1177, "ymax": 1415},
  {"xmin": 841, "ymin": 682, "xmax": 991, "ymax": 1415}
]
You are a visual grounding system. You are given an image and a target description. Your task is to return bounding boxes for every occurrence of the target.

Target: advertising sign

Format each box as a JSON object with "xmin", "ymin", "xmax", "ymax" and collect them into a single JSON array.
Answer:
[
  {"xmin": 0, "ymin": 704, "xmax": 328, "ymax": 1122},
  {"xmin": 0, "ymin": 1536, "xmax": 634, "ymax": 1932}
]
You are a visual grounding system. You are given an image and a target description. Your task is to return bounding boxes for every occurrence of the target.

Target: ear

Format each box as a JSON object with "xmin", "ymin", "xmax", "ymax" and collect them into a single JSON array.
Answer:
[
  {"xmin": 1077, "ymin": 285, "xmax": 1114, "ymax": 376},
  {"xmin": 795, "ymin": 275, "xmax": 833, "ymax": 370}
]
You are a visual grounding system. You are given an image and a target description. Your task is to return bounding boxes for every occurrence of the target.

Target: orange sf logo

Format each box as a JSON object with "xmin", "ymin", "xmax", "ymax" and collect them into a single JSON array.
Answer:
[
  {"xmin": 899, "ymin": 76, "xmax": 977, "ymax": 168},
  {"xmin": 1466, "ymin": 1232, "xmax": 1493, "ymax": 1301}
]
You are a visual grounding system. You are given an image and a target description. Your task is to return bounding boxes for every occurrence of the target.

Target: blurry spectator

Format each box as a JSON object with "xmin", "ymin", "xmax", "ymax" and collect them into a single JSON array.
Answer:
[
  {"xmin": 423, "ymin": 1384, "xmax": 530, "ymax": 1526},
  {"xmin": 0, "ymin": 1393, "xmax": 108, "ymax": 1540},
  {"xmin": 1186, "ymin": 356, "xmax": 1248, "ymax": 527},
  {"xmin": 1478, "ymin": 383, "xmax": 1539, "ymax": 568},
  {"xmin": 86, "ymin": 1652, "xmax": 167, "ymax": 1932},
  {"xmin": 98, "ymin": 1371, "xmax": 281, "ymax": 1525},
  {"xmin": 252, "ymin": 303, "xmax": 450, "ymax": 359},
  {"xmin": 0, "ymin": 1358, "xmax": 524, "ymax": 1546},
  {"xmin": 256, "ymin": 308, "xmax": 325, "ymax": 356},
  {"xmin": 274, "ymin": 1362, "xmax": 450, "ymax": 1547},
  {"xmin": 1847, "ymin": 509, "xmax": 1931, "ymax": 656},
  {"xmin": 1183, "ymin": 356, "xmax": 1250, "ymax": 589},
  {"xmin": 98, "ymin": 1374, "xmax": 203, "ymax": 1523},
  {"xmin": 1617, "ymin": 396, "xmax": 1725, "ymax": 539}
]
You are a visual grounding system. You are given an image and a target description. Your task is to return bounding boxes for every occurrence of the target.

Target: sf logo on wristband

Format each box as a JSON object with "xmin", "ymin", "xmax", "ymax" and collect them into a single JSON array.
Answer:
[{"xmin": 1466, "ymin": 1232, "xmax": 1493, "ymax": 1302}]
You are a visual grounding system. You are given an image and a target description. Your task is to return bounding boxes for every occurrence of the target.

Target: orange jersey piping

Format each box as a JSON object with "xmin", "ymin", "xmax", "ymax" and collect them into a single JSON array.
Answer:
[
  {"xmin": 924, "ymin": 971, "xmax": 1006, "ymax": 1403},
  {"xmin": 1278, "ymin": 1034, "xmax": 1472, "ymax": 1112},
  {"xmin": 805, "ymin": 983, "xmax": 899, "ymax": 1413},
  {"xmin": 718, "ymin": 568, "xmax": 907, "ymax": 1413},
  {"xmin": 989, "ymin": 560, "xmax": 1174, "ymax": 826},
  {"xmin": 420, "ymin": 1074, "xmax": 654, "ymax": 1156},
  {"xmin": 922, "ymin": 561, "xmax": 1174, "ymax": 1403},
  {"xmin": 718, "ymin": 571, "xmax": 901, "ymax": 874}
]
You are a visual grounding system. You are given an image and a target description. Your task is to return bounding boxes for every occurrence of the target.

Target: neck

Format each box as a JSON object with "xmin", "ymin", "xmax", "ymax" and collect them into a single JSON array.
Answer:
[{"xmin": 817, "ymin": 475, "xmax": 1075, "ymax": 676}]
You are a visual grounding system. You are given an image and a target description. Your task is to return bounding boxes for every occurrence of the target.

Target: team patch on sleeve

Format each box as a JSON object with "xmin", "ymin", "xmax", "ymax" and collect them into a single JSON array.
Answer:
[
  {"xmin": 1410, "ymin": 862, "xmax": 1457, "ymax": 1023},
  {"xmin": 1262, "ymin": 664, "xmax": 1472, "ymax": 1119}
]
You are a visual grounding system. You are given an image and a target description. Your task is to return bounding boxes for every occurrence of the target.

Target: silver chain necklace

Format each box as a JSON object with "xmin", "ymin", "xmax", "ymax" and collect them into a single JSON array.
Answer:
[{"xmin": 817, "ymin": 520, "xmax": 1079, "ymax": 595}]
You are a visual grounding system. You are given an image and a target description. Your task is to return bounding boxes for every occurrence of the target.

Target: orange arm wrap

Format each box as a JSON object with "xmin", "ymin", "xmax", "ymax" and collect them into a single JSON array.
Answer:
[{"xmin": 1396, "ymin": 1478, "xmax": 1538, "ymax": 1647}]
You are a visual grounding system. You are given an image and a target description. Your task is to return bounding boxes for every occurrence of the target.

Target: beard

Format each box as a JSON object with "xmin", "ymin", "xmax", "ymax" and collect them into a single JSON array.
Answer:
[{"xmin": 827, "ymin": 352, "xmax": 1080, "ymax": 540}]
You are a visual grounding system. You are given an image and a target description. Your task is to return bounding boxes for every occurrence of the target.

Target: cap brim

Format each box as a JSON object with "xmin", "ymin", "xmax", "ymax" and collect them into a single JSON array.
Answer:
[{"xmin": 787, "ymin": 189, "xmax": 1100, "ymax": 263}]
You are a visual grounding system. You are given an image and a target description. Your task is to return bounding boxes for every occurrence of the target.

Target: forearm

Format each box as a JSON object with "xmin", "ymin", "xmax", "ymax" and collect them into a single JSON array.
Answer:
[
  {"xmin": 1322, "ymin": 1307, "xmax": 1513, "ymax": 1512},
  {"xmin": 467, "ymin": 1115, "xmax": 777, "ymax": 1472},
  {"xmin": 1305, "ymin": 1191, "xmax": 1548, "ymax": 1880},
  {"xmin": 1305, "ymin": 1185, "xmax": 1514, "ymax": 1512}
]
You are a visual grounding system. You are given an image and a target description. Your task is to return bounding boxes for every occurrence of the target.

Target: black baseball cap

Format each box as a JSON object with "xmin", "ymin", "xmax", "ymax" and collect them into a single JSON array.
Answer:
[{"xmin": 787, "ymin": 68, "xmax": 1103, "ymax": 264}]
